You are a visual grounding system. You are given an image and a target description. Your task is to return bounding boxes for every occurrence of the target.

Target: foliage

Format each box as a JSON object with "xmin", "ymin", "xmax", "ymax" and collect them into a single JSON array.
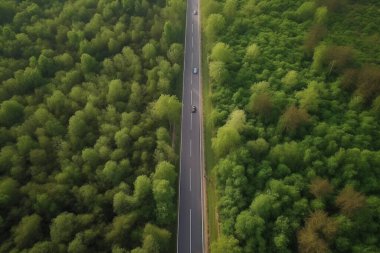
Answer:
[
  {"xmin": 211, "ymin": 235, "xmax": 242, "ymax": 253},
  {"xmin": 336, "ymin": 185, "xmax": 366, "ymax": 216},
  {"xmin": 204, "ymin": 0, "xmax": 380, "ymax": 251},
  {"xmin": 297, "ymin": 211, "xmax": 338, "ymax": 253},
  {"xmin": 309, "ymin": 177, "xmax": 333, "ymax": 198},
  {"xmin": 0, "ymin": 0, "xmax": 184, "ymax": 251}
]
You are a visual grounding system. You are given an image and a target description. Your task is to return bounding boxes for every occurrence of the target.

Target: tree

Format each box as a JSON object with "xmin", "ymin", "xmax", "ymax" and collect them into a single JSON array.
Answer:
[
  {"xmin": 297, "ymin": 210, "xmax": 338, "ymax": 253},
  {"xmin": 311, "ymin": 44, "xmax": 328, "ymax": 71},
  {"xmin": 223, "ymin": 0, "xmax": 237, "ymax": 20},
  {"xmin": 50, "ymin": 212, "xmax": 77, "ymax": 243},
  {"xmin": 269, "ymin": 141, "xmax": 304, "ymax": 169},
  {"xmin": 107, "ymin": 79, "xmax": 126, "ymax": 104},
  {"xmin": 46, "ymin": 90, "xmax": 69, "ymax": 117},
  {"xmin": 128, "ymin": 82, "xmax": 144, "ymax": 110},
  {"xmin": 356, "ymin": 65, "xmax": 380, "ymax": 104},
  {"xmin": 161, "ymin": 21, "xmax": 181, "ymax": 49},
  {"xmin": 68, "ymin": 233, "xmax": 89, "ymax": 253},
  {"xmin": 0, "ymin": 100, "xmax": 24, "ymax": 127},
  {"xmin": 295, "ymin": 1, "xmax": 316, "ymax": 21},
  {"xmin": 248, "ymin": 92, "xmax": 273, "ymax": 119},
  {"xmin": 81, "ymin": 148, "xmax": 100, "ymax": 168},
  {"xmin": 295, "ymin": 81, "xmax": 321, "ymax": 112},
  {"xmin": 298, "ymin": 227, "xmax": 328, "ymax": 253},
  {"xmin": 80, "ymin": 53, "xmax": 98, "ymax": 73},
  {"xmin": 247, "ymin": 138, "xmax": 269, "ymax": 158},
  {"xmin": 153, "ymin": 161, "xmax": 177, "ymax": 185},
  {"xmin": 325, "ymin": 46, "xmax": 356, "ymax": 74},
  {"xmin": 142, "ymin": 224, "xmax": 171, "ymax": 252},
  {"xmin": 235, "ymin": 210, "xmax": 265, "ymax": 241},
  {"xmin": 212, "ymin": 110, "xmax": 246, "ymax": 158},
  {"xmin": 113, "ymin": 191, "xmax": 134, "ymax": 215},
  {"xmin": 167, "ymin": 43, "xmax": 183, "ymax": 64},
  {"xmin": 30, "ymin": 149, "xmax": 48, "ymax": 166},
  {"xmin": 153, "ymin": 180, "xmax": 176, "ymax": 225},
  {"xmin": 304, "ymin": 25, "xmax": 327, "ymax": 55},
  {"xmin": 211, "ymin": 236, "xmax": 242, "ymax": 253},
  {"xmin": 209, "ymin": 61, "xmax": 228, "ymax": 84},
  {"xmin": 309, "ymin": 177, "xmax": 333, "ymax": 198},
  {"xmin": 16, "ymin": 135, "xmax": 36, "ymax": 156},
  {"xmin": 108, "ymin": 38, "xmax": 122, "ymax": 54},
  {"xmin": 0, "ymin": 1, "xmax": 15, "ymax": 24},
  {"xmin": 76, "ymin": 184, "xmax": 98, "ymax": 211},
  {"xmin": 54, "ymin": 53, "xmax": 74, "ymax": 70},
  {"xmin": 212, "ymin": 125, "xmax": 241, "ymax": 157},
  {"xmin": 336, "ymin": 185, "xmax": 366, "ymax": 216},
  {"xmin": 315, "ymin": 0, "xmax": 346, "ymax": 12},
  {"xmin": 133, "ymin": 175, "xmax": 152, "ymax": 203},
  {"xmin": 156, "ymin": 127, "xmax": 170, "ymax": 143},
  {"xmin": 281, "ymin": 70, "xmax": 298, "ymax": 89},
  {"xmin": 105, "ymin": 213, "xmax": 138, "ymax": 244},
  {"xmin": 245, "ymin": 44, "xmax": 260, "ymax": 62},
  {"xmin": 210, "ymin": 42, "xmax": 233, "ymax": 63},
  {"xmin": 314, "ymin": 6, "xmax": 328, "ymax": 24},
  {"xmin": 226, "ymin": 110, "xmax": 246, "ymax": 131},
  {"xmin": 152, "ymin": 95, "xmax": 181, "ymax": 130},
  {"xmin": 14, "ymin": 214, "xmax": 42, "ymax": 249},
  {"xmin": 0, "ymin": 177, "xmax": 19, "ymax": 208},
  {"xmin": 372, "ymin": 96, "xmax": 380, "ymax": 118},
  {"xmin": 250, "ymin": 194, "xmax": 276, "ymax": 219},
  {"xmin": 67, "ymin": 109, "xmax": 97, "ymax": 149},
  {"xmin": 103, "ymin": 161, "xmax": 127, "ymax": 186},
  {"xmin": 114, "ymin": 128, "xmax": 131, "ymax": 149},
  {"xmin": 142, "ymin": 42, "xmax": 157, "ymax": 61},
  {"xmin": 279, "ymin": 105, "xmax": 310, "ymax": 135},
  {"xmin": 205, "ymin": 14, "xmax": 225, "ymax": 42},
  {"xmin": 28, "ymin": 241, "xmax": 55, "ymax": 253},
  {"xmin": 340, "ymin": 68, "xmax": 358, "ymax": 92}
]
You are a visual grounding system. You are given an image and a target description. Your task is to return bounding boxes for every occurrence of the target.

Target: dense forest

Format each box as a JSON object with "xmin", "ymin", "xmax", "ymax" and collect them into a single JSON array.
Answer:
[
  {"xmin": 0, "ymin": 0, "xmax": 184, "ymax": 252},
  {"xmin": 204, "ymin": 0, "xmax": 380, "ymax": 252}
]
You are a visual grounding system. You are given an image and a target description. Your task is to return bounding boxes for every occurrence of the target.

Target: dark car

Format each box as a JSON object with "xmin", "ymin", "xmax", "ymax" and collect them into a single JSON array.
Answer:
[{"xmin": 192, "ymin": 105, "xmax": 196, "ymax": 113}]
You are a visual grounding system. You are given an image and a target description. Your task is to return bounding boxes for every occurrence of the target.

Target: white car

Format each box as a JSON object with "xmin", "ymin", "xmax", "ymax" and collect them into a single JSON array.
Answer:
[{"xmin": 193, "ymin": 67, "xmax": 198, "ymax": 74}]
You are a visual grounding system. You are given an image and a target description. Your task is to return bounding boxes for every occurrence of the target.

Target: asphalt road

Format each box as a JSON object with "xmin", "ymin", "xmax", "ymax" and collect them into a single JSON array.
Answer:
[{"xmin": 177, "ymin": 0, "xmax": 204, "ymax": 252}]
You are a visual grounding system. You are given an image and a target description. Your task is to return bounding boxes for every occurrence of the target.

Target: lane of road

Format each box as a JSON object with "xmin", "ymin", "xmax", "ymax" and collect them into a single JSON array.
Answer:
[{"xmin": 177, "ymin": 0, "xmax": 203, "ymax": 251}]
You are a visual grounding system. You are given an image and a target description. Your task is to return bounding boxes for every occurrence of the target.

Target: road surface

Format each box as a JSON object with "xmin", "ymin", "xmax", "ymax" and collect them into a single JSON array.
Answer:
[{"xmin": 177, "ymin": 0, "xmax": 204, "ymax": 252}]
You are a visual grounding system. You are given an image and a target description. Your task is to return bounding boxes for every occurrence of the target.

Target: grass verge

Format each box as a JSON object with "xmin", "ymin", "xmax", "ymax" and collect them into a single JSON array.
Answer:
[{"xmin": 200, "ymin": 0, "xmax": 219, "ymax": 246}]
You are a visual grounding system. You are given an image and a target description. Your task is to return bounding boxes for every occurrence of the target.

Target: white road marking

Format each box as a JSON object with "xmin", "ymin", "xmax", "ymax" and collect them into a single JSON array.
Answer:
[
  {"xmin": 190, "ymin": 90, "xmax": 193, "ymax": 130},
  {"xmin": 190, "ymin": 168, "xmax": 192, "ymax": 191},
  {"xmin": 190, "ymin": 209, "xmax": 192, "ymax": 253},
  {"xmin": 190, "ymin": 139, "xmax": 192, "ymax": 157},
  {"xmin": 192, "ymin": 36, "xmax": 193, "ymax": 48},
  {"xmin": 192, "ymin": 23, "xmax": 194, "ymax": 33}
]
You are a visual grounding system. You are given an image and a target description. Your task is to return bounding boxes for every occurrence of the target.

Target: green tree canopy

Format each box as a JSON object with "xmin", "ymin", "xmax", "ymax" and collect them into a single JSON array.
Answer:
[
  {"xmin": 211, "ymin": 236, "xmax": 242, "ymax": 253},
  {"xmin": 210, "ymin": 42, "xmax": 233, "ymax": 63},
  {"xmin": 0, "ymin": 100, "xmax": 24, "ymax": 127},
  {"xmin": 14, "ymin": 214, "xmax": 42, "ymax": 249},
  {"xmin": 50, "ymin": 212, "xmax": 77, "ymax": 244}
]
